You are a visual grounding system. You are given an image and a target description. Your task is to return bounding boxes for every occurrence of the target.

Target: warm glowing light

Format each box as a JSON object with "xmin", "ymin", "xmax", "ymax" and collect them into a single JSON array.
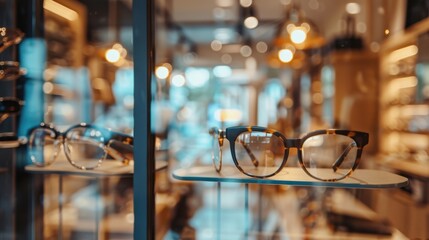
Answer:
[
  {"xmin": 290, "ymin": 28, "xmax": 307, "ymax": 44},
  {"xmin": 346, "ymin": 3, "xmax": 361, "ymax": 14},
  {"xmin": 278, "ymin": 49, "xmax": 294, "ymax": 63},
  {"xmin": 44, "ymin": 0, "xmax": 78, "ymax": 21},
  {"xmin": 105, "ymin": 49, "xmax": 121, "ymax": 63},
  {"xmin": 240, "ymin": 0, "xmax": 253, "ymax": 7},
  {"xmin": 216, "ymin": 0, "xmax": 234, "ymax": 7},
  {"xmin": 244, "ymin": 16, "xmax": 259, "ymax": 29},
  {"xmin": 389, "ymin": 45, "xmax": 418, "ymax": 62},
  {"xmin": 43, "ymin": 82, "xmax": 54, "ymax": 94},
  {"xmin": 389, "ymin": 76, "xmax": 417, "ymax": 90},
  {"xmin": 215, "ymin": 109, "xmax": 243, "ymax": 122},
  {"xmin": 155, "ymin": 66, "xmax": 170, "ymax": 79},
  {"xmin": 384, "ymin": 29, "xmax": 390, "ymax": 35}
]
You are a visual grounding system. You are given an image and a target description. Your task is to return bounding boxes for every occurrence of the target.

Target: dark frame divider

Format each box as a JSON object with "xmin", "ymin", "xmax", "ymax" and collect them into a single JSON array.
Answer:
[{"xmin": 133, "ymin": 0, "xmax": 155, "ymax": 239}]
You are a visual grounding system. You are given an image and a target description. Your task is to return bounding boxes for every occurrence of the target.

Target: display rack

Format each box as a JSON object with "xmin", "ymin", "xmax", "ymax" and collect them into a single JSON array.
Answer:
[
  {"xmin": 173, "ymin": 165, "xmax": 408, "ymax": 189},
  {"xmin": 25, "ymin": 159, "xmax": 167, "ymax": 177},
  {"xmin": 172, "ymin": 165, "xmax": 408, "ymax": 239}
]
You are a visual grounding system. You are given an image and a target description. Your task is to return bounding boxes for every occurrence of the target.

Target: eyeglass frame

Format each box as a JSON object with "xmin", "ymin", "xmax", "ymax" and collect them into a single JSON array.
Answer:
[
  {"xmin": 0, "ymin": 61, "xmax": 26, "ymax": 81},
  {"xmin": 28, "ymin": 122, "xmax": 134, "ymax": 170},
  {"xmin": 0, "ymin": 28, "xmax": 24, "ymax": 53},
  {"xmin": 210, "ymin": 126, "xmax": 369, "ymax": 182}
]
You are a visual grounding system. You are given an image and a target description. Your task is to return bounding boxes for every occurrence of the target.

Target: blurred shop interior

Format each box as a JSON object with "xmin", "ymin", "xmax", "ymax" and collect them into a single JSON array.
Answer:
[{"xmin": 1, "ymin": 0, "xmax": 429, "ymax": 239}]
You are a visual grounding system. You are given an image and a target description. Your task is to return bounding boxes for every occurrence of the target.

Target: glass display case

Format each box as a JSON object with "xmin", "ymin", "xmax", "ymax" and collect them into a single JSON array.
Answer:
[{"xmin": 2, "ymin": 0, "xmax": 429, "ymax": 239}]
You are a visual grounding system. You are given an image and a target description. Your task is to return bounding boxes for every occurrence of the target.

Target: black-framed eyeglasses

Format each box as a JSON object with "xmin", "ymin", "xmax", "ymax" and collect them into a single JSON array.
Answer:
[
  {"xmin": 0, "ymin": 27, "xmax": 24, "ymax": 53},
  {"xmin": 0, "ymin": 97, "xmax": 25, "ymax": 148},
  {"xmin": 210, "ymin": 126, "xmax": 369, "ymax": 182},
  {"xmin": 0, "ymin": 61, "xmax": 25, "ymax": 81},
  {"xmin": 28, "ymin": 122, "xmax": 134, "ymax": 170}
]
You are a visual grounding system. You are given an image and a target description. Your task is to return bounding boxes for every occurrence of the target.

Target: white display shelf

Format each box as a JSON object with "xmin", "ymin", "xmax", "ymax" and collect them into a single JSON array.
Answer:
[
  {"xmin": 25, "ymin": 159, "xmax": 168, "ymax": 177},
  {"xmin": 172, "ymin": 165, "xmax": 408, "ymax": 189}
]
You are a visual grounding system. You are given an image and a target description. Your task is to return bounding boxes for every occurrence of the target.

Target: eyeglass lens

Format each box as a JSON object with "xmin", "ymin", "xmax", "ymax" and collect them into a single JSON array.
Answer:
[
  {"xmin": 29, "ymin": 126, "xmax": 108, "ymax": 170},
  {"xmin": 234, "ymin": 131, "xmax": 285, "ymax": 177},
  {"xmin": 64, "ymin": 126, "xmax": 106, "ymax": 170},
  {"xmin": 232, "ymin": 130, "xmax": 359, "ymax": 180},
  {"xmin": 301, "ymin": 134, "xmax": 357, "ymax": 180},
  {"xmin": 28, "ymin": 128, "xmax": 60, "ymax": 167}
]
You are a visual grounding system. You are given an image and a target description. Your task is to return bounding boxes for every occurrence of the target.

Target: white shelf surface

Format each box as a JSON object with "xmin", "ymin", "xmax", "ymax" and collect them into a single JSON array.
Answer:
[
  {"xmin": 25, "ymin": 160, "xmax": 168, "ymax": 177},
  {"xmin": 172, "ymin": 165, "xmax": 408, "ymax": 189}
]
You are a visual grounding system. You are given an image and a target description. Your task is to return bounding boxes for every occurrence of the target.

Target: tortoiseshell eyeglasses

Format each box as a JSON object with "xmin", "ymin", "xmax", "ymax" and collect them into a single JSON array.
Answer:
[{"xmin": 209, "ymin": 126, "xmax": 369, "ymax": 182}]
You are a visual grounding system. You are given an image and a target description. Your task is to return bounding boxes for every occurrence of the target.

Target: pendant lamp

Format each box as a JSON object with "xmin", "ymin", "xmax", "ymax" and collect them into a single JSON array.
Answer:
[{"xmin": 273, "ymin": 4, "xmax": 325, "ymax": 50}]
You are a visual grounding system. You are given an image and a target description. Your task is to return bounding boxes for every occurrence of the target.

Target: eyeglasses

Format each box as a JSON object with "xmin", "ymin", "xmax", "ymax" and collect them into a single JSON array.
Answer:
[
  {"xmin": 209, "ymin": 126, "xmax": 369, "ymax": 181},
  {"xmin": 0, "ymin": 61, "xmax": 25, "ymax": 81},
  {"xmin": 0, "ymin": 97, "xmax": 24, "ymax": 115},
  {"xmin": 0, "ymin": 28, "xmax": 24, "ymax": 53},
  {"xmin": 28, "ymin": 123, "xmax": 134, "ymax": 170},
  {"xmin": 0, "ymin": 97, "xmax": 25, "ymax": 148}
]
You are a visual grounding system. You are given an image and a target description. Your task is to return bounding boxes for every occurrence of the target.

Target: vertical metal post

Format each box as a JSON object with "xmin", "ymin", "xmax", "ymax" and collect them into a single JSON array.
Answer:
[
  {"xmin": 133, "ymin": 0, "xmax": 155, "ymax": 239},
  {"xmin": 58, "ymin": 175, "xmax": 63, "ymax": 240},
  {"xmin": 216, "ymin": 182, "xmax": 221, "ymax": 240},
  {"xmin": 244, "ymin": 183, "xmax": 249, "ymax": 239}
]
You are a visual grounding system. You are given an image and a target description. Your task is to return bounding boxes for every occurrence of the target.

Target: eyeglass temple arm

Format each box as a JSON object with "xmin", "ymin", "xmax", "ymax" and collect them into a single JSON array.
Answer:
[
  {"xmin": 331, "ymin": 142, "xmax": 357, "ymax": 172},
  {"xmin": 106, "ymin": 132, "xmax": 134, "ymax": 165},
  {"xmin": 237, "ymin": 139, "xmax": 259, "ymax": 167},
  {"xmin": 106, "ymin": 139, "xmax": 134, "ymax": 165},
  {"xmin": 209, "ymin": 128, "xmax": 259, "ymax": 167},
  {"xmin": 0, "ymin": 114, "xmax": 9, "ymax": 126}
]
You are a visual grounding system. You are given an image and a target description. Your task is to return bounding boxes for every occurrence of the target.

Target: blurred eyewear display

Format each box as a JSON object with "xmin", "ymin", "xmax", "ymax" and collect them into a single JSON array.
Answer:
[
  {"xmin": 0, "ymin": 97, "xmax": 25, "ymax": 148},
  {"xmin": 0, "ymin": 61, "xmax": 26, "ymax": 81},
  {"xmin": 28, "ymin": 123, "xmax": 134, "ymax": 170},
  {"xmin": 0, "ymin": 28, "xmax": 24, "ymax": 53},
  {"xmin": 210, "ymin": 126, "xmax": 369, "ymax": 181}
]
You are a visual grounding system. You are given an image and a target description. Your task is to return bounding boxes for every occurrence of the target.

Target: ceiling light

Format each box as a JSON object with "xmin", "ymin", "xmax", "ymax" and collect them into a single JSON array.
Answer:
[
  {"xmin": 278, "ymin": 49, "xmax": 294, "ymax": 63},
  {"xmin": 346, "ymin": 3, "xmax": 361, "ymax": 15},
  {"xmin": 240, "ymin": 0, "xmax": 253, "ymax": 7},
  {"xmin": 274, "ymin": 5, "xmax": 324, "ymax": 50},
  {"xmin": 244, "ymin": 16, "xmax": 259, "ymax": 29},
  {"xmin": 155, "ymin": 66, "xmax": 170, "ymax": 79},
  {"xmin": 105, "ymin": 49, "xmax": 121, "ymax": 63},
  {"xmin": 267, "ymin": 45, "xmax": 306, "ymax": 69}
]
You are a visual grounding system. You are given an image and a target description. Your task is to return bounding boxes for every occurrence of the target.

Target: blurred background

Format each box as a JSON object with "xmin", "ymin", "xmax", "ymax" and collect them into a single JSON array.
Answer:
[{"xmin": 1, "ymin": 0, "xmax": 429, "ymax": 239}]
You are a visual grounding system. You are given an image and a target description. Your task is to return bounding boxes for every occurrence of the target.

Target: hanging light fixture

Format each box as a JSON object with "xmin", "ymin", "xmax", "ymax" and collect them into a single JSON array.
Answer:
[
  {"xmin": 267, "ymin": 44, "xmax": 306, "ymax": 69},
  {"xmin": 273, "ymin": 4, "xmax": 325, "ymax": 50}
]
